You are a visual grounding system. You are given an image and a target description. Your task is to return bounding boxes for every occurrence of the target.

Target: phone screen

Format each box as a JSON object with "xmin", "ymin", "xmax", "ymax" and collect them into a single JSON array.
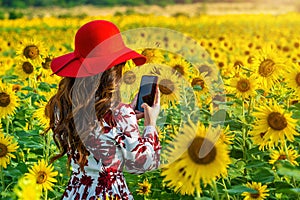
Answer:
[{"xmin": 136, "ymin": 75, "xmax": 158, "ymax": 112}]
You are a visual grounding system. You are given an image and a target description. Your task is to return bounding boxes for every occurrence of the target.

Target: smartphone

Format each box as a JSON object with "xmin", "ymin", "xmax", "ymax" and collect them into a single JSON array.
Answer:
[{"xmin": 135, "ymin": 75, "xmax": 158, "ymax": 112}]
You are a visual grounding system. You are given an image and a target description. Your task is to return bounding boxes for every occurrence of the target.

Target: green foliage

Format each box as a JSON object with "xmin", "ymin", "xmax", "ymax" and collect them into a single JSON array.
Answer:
[
  {"xmin": 0, "ymin": 0, "xmax": 177, "ymax": 8},
  {"xmin": 8, "ymin": 10, "xmax": 24, "ymax": 19},
  {"xmin": 0, "ymin": 10, "xmax": 6, "ymax": 19}
]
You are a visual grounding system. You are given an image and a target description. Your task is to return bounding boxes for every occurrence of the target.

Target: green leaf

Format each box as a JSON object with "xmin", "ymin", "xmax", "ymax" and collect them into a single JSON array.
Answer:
[
  {"xmin": 245, "ymin": 159, "xmax": 268, "ymax": 169},
  {"xmin": 276, "ymin": 188, "xmax": 300, "ymax": 194},
  {"xmin": 225, "ymin": 185, "xmax": 257, "ymax": 194},
  {"xmin": 211, "ymin": 109, "xmax": 227, "ymax": 124},
  {"xmin": 276, "ymin": 161, "xmax": 300, "ymax": 180},
  {"xmin": 21, "ymin": 86, "xmax": 34, "ymax": 91},
  {"xmin": 1, "ymin": 75, "xmax": 18, "ymax": 81},
  {"xmin": 250, "ymin": 168, "xmax": 274, "ymax": 183},
  {"xmin": 198, "ymin": 197, "xmax": 213, "ymax": 200},
  {"xmin": 38, "ymin": 82, "xmax": 51, "ymax": 92},
  {"xmin": 193, "ymin": 85, "xmax": 202, "ymax": 91},
  {"xmin": 273, "ymin": 181, "xmax": 293, "ymax": 189}
]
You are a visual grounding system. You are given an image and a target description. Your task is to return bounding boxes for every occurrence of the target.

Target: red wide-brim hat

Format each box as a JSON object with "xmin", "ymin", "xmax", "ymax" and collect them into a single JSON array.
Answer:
[{"xmin": 51, "ymin": 20, "xmax": 146, "ymax": 77}]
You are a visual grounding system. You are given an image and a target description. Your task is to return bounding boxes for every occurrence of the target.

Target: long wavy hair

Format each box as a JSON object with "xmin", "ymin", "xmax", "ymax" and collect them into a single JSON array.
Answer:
[{"xmin": 47, "ymin": 63, "xmax": 123, "ymax": 170}]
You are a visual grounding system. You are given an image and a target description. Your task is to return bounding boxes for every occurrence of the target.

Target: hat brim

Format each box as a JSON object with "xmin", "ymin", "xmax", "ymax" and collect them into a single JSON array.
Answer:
[{"xmin": 51, "ymin": 47, "xmax": 146, "ymax": 77}]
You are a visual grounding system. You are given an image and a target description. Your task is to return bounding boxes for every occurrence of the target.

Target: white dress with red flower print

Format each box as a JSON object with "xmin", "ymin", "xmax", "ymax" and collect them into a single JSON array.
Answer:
[{"xmin": 61, "ymin": 103, "xmax": 161, "ymax": 200}]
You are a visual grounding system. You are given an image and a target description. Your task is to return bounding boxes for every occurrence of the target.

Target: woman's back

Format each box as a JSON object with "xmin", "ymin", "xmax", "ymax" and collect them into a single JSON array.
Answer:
[{"xmin": 62, "ymin": 103, "xmax": 160, "ymax": 200}]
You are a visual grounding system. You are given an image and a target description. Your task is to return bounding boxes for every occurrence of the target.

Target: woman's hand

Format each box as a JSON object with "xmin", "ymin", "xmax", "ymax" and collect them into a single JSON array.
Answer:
[
  {"xmin": 130, "ymin": 93, "xmax": 144, "ymax": 120},
  {"xmin": 141, "ymin": 87, "xmax": 160, "ymax": 127}
]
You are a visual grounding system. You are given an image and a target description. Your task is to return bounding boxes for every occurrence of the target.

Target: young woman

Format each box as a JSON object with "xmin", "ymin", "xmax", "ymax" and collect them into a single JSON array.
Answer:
[{"xmin": 47, "ymin": 20, "xmax": 161, "ymax": 200}]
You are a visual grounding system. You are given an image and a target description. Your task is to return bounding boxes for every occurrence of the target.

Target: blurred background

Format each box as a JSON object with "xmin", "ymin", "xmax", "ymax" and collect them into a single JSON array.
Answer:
[{"xmin": 0, "ymin": 0, "xmax": 299, "ymax": 19}]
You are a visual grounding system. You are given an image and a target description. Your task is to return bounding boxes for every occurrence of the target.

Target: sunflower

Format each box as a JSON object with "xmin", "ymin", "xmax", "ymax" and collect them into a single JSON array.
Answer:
[
  {"xmin": 32, "ymin": 101, "xmax": 50, "ymax": 128},
  {"xmin": 166, "ymin": 57, "xmax": 192, "ymax": 78},
  {"xmin": 38, "ymin": 55, "xmax": 53, "ymax": 76},
  {"xmin": 0, "ymin": 57, "xmax": 14, "ymax": 76},
  {"xmin": 284, "ymin": 64, "xmax": 300, "ymax": 95},
  {"xmin": 241, "ymin": 182, "xmax": 269, "ymax": 200},
  {"xmin": 15, "ymin": 58, "xmax": 36, "ymax": 80},
  {"xmin": 269, "ymin": 146, "xmax": 299, "ymax": 166},
  {"xmin": 249, "ymin": 102, "xmax": 299, "ymax": 150},
  {"xmin": 252, "ymin": 46, "xmax": 286, "ymax": 90},
  {"xmin": 14, "ymin": 176, "xmax": 42, "ymax": 200},
  {"xmin": 152, "ymin": 65, "xmax": 181, "ymax": 108},
  {"xmin": 26, "ymin": 159, "xmax": 58, "ymax": 191},
  {"xmin": 187, "ymin": 69, "xmax": 212, "ymax": 108},
  {"xmin": 0, "ymin": 132, "xmax": 19, "ymax": 168},
  {"xmin": 196, "ymin": 61, "xmax": 218, "ymax": 80},
  {"xmin": 227, "ymin": 74, "xmax": 258, "ymax": 99},
  {"xmin": 16, "ymin": 38, "xmax": 46, "ymax": 66},
  {"xmin": 0, "ymin": 83, "xmax": 19, "ymax": 119},
  {"xmin": 226, "ymin": 53, "xmax": 252, "ymax": 78},
  {"xmin": 120, "ymin": 63, "xmax": 152, "ymax": 103},
  {"xmin": 189, "ymin": 69, "xmax": 211, "ymax": 93},
  {"xmin": 136, "ymin": 178, "xmax": 151, "ymax": 196},
  {"xmin": 140, "ymin": 48, "xmax": 165, "ymax": 63},
  {"xmin": 217, "ymin": 125, "xmax": 234, "ymax": 145},
  {"xmin": 161, "ymin": 122, "xmax": 231, "ymax": 195}
]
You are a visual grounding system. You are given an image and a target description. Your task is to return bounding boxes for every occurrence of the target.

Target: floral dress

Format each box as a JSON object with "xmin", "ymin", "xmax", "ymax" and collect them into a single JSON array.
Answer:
[{"xmin": 61, "ymin": 103, "xmax": 161, "ymax": 200}]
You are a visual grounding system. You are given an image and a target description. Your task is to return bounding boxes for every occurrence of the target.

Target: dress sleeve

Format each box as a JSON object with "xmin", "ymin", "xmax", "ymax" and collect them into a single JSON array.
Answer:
[{"xmin": 114, "ymin": 104, "xmax": 161, "ymax": 174}]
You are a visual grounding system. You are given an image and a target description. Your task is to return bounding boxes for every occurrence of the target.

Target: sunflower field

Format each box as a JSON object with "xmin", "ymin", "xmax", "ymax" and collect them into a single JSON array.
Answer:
[{"xmin": 0, "ymin": 11, "xmax": 300, "ymax": 200}]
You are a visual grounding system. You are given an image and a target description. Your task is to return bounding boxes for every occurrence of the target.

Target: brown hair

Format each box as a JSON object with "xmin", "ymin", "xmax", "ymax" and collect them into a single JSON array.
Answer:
[{"xmin": 47, "ymin": 64, "xmax": 123, "ymax": 170}]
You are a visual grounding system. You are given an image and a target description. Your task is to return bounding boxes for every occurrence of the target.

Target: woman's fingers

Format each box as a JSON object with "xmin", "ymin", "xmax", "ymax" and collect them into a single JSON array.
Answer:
[
  {"xmin": 153, "ymin": 85, "xmax": 160, "ymax": 105},
  {"xmin": 135, "ymin": 112, "xmax": 144, "ymax": 120}
]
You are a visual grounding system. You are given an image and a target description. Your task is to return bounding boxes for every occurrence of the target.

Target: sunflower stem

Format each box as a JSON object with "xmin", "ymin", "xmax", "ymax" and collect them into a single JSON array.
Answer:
[
  {"xmin": 27, "ymin": 77, "xmax": 32, "ymax": 88},
  {"xmin": 242, "ymin": 97, "xmax": 245, "ymax": 118},
  {"xmin": 0, "ymin": 166, "xmax": 4, "ymax": 193},
  {"xmin": 212, "ymin": 180, "xmax": 220, "ymax": 200},
  {"xmin": 248, "ymin": 97, "xmax": 252, "ymax": 116},
  {"xmin": 222, "ymin": 178, "xmax": 230, "ymax": 200},
  {"xmin": 283, "ymin": 140, "xmax": 290, "ymax": 161}
]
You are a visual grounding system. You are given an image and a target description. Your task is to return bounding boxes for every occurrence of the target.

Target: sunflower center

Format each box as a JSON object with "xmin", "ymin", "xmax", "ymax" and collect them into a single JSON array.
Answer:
[
  {"xmin": 0, "ymin": 143, "xmax": 8, "ymax": 157},
  {"xmin": 188, "ymin": 137, "xmax": 216, "ymax": 165},
  {"xmin": 234, "ymin": 60, "xmax": 243, "ymax": 68},
  {"xmin": 247, "ymin": 56, "xmax": 254, "ymax": 64},
  {"xmin": 12, "ymin": 84, "xmax": 21, "ymax": 91},
  {"xmin": 278, "ymin": 154, "xmax": 287, "ymax": 160},
  {"xmin": 250, "ymin": 192, "xmax": 260, "ymax": 198},
  {"xmin": 159, "ymin": 79, "xmax": 175, "ymax": 95},
  {"xmin": 23, "ymin": 45, "xmax": 39, "ymax": 59},
  {"xmin": 141, "ymin": 49, "xmax": 154, "ymax": 58},
  {"xmin": 42, "ymin": 57, "xmax": 52, "ymax": 69},
  {"xmin": 172, "ymin": 64, "xmax": 184, "ymax": 76},
  {"xmin": 0, "ymin": 92, "xmax": 10, "ymax": 107},
  {"xmin": 258, "ymin": 58, "xmax": 275, "ymax": 77},
  {"xmin": 295, "ymin": 73, "xmax": 300, "ymax": 86},
  {"xmin": 198, "ymin": 64, "xmax": 212, "ymax": 76},
  {"xmin": 142, "ymin": 186, "xmax": 149, "ymax": 193},
  {"xmin": 191, "ymin": 77, "xmax": 205, "ymax": 89},
  {"xmin": 37, "ymin": 171, "xmax": 47, "ymax": 184},
  {"xmin": 123, "ymin": 71, "xmax": 136, "ymax": 85},
  {"xmin": 267, "ymin": 112, "xmax": 287, "ymax": 130},
  {"xmin": 237, "ymin": 78, "xmax": 250, "ymax": 92},
  {"xmin": 22, "ymin": 62, "xmax": 34, "ymax": 74}
]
